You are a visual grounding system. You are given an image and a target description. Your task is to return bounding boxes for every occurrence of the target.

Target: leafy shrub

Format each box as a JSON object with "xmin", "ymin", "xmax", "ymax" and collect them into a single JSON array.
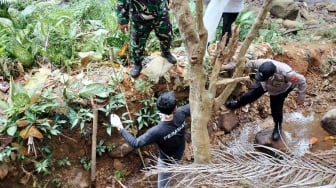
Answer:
[{"xmin": 135, "ymin": 98, "xmax": 160, "ymax": 130}]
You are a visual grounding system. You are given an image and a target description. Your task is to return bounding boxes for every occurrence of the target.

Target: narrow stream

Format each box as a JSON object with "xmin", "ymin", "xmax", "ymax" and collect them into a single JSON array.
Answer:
[
  {"xmin": 232, "ymin": 111, "xmax": 335, "ymax": 156},
  {"xmin": 283, "ymin": 112, "xmax": 334, "ymax": 154}
]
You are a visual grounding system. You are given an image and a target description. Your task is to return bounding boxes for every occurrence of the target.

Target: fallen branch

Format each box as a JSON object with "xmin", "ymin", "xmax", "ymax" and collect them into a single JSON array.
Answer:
[
  {"xmin": 282, "ymin": 25, "xmax": 320, "ymax": 35},
  {"xmin": 112, "ymin": 176, "xmax": 127, "ymax": 188},
  {"xmin": 90, "ymin": 97, "xmax": 98, "ymax": 183},
  {"xmin": 60, "ymin": 133, "xmax": 78, "ymax": 143}
]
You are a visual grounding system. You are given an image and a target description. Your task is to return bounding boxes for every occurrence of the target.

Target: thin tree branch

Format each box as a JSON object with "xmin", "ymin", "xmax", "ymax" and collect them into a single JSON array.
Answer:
[
  {"xmin": 215, "ymin": 76, "xmax": 250, "ymax": 86},
  {"xmin": 214, "ymin": 0, "xmax": 274, "ymax": 111},
  {"xmin": 209, "ymin": 25, "xmax": 239, "ymax": 94}
]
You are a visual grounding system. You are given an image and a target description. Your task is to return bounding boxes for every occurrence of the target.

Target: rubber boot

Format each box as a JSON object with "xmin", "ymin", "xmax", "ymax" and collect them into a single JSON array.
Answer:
[
  {"xmin": 130, "ymin": 61, "xmax": 142, "ymax": 78},
  {"xmin": 161, "ymin": 52, "xmax": 177, "ymax": 64},
  {"xmin": 272, "ymin": 122, "xmax": 282, "ymax": 141}
]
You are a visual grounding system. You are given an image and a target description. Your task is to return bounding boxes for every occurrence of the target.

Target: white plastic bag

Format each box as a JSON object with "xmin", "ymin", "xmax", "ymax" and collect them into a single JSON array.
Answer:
[{"xmin": 203, "ymin": 0, "xmax": 229, "ymax": 44}]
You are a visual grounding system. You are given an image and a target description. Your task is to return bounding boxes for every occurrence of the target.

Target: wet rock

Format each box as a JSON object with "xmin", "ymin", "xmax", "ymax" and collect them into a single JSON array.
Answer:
[
  {"xmin": 218, "ymin": 111, "xmax": 239, "ymax": 133},
  {"xmin": 255, "ymin": 127, "xmax": 273, "ymax": 145},
  {"xmin": 320, "ymin": 108, "xmax": 336, "ymax": 135},
  {"xmin": 270, "ymin": 0, "xmax": 300, "ymax": 20},
  {"xmin": 254, "ymin": 127, "xmax": 287, "ymax": 154},
  {"xmin": 108, "ymin": 143, "xmax": 134, "ymax": 158}
]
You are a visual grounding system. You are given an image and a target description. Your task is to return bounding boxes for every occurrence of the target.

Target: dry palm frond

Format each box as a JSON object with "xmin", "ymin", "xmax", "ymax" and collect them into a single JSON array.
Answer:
[{"xmin": 143, "ymin": 143, "xmax": 336, "ymax": 188}]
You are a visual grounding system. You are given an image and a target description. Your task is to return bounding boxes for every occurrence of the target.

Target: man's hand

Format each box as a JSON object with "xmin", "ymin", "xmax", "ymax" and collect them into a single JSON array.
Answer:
[
  {"xmin": 110, "ymin": 114, "xmax": 123, "ymax": 131},
  {"xmin": 119, "ymin": 24, "xmax": 128, "ymax": 33}
]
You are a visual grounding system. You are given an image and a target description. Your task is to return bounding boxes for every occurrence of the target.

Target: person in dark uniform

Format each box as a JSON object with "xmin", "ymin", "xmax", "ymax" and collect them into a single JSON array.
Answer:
[
  {"xmin": 220, "ymin": 0, "xmax": 244, "ymax": 45},
  {"xmin": 117, "ymin": 0, "xmax": 177, "ymax": 78},
  {"xmin": 226, "ymin": 59, "xmax": 307, "ymax": 141},
  {"xmin": 110, "ymin": 91, "xmax": 190, "ymax": 187}
]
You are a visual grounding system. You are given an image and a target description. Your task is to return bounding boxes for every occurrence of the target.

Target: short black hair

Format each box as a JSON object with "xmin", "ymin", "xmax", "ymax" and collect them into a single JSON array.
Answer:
[{"xmin": 156, "ymin": 91, "xmax": 176, "ymax": 115}]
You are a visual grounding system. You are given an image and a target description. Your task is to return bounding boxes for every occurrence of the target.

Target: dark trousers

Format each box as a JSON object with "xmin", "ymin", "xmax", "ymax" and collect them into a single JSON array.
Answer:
[
  {"xmin": 236, "ymin": 82, "xmax": 294, "ymax": 125},
  {"xmin": 221, "ymin": 12, "xmax": 239, "ymax": 45}
]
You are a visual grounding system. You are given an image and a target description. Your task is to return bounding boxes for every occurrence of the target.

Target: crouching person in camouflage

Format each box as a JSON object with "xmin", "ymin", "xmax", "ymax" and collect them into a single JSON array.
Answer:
[{"xmin": 117, "ymin": 0, "xmax": 177, "ymax": 78}]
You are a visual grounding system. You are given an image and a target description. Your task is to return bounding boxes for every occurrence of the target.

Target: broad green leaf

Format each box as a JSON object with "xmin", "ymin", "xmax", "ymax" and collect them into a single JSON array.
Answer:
[
  {"xmin": 49, "ymin": 129, "xmax": 60, "ymax": 136},
  {"xmin": 24, "ymin": 67, "xmax": 51, "ymax": 96},
  {"xmin": 12, "ymin": 93, "xmax": 30, "ymax": 108},
  {"xmin": 79, "ymin": 83, "xmax": 111, "ymax": 98},
  {"xmin": 21, "ymin": 5, "xmax": 36, "ymax": 17},
  {"xmin": 71, "ymin": 118, "xmax": 79, "ymax": 129},
  {"xmin": 7, "ymin": 125, "xmax": 17, "ymax": 136},
  {"xmin": 0, "ymin": 18, "xmax": 13, "ymax": 28},
  {"xmin": 106, "ymin": 127, "xmax": 111, "ymax": 136}
]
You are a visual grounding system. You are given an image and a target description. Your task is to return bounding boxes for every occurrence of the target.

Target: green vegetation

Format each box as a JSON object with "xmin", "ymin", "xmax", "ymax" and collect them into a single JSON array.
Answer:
[
  {"xmin": 79, "ymin": 156, "xmax": 91, "ymax": 171},
  {"xmin": 114, "ymin": 169, "xmax": 126, "ymax": 180},
  {"xmin": 135, "ymin": 97, "xmax": 160, "ymax": 130},
  {"xmin": 236, "ymin": 10, "xmax": 255, "ymax": 41},
  {"xmin": 258, "ymin": 21, "xmax": 283, "ymax": 54},
  {"xmin": 0, "ymin": 0, "xmax": 123, "ymax": 73},
  {"xmin": 35, "ymin": 158, "xmax": 51, "ymax": 175},
  {"xmin": 0, "ymin": 0, "xmax": 334, "ymax": 187},
  {"xmin": 323, "ymin": 26, "xmax": 336, "ymax": 41},
  {"xmin": 57, "ymin": 157, "xmax": 71, "ymax": 167}
]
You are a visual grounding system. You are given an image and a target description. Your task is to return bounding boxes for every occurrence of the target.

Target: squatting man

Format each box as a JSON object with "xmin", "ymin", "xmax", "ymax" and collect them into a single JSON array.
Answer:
[
  {"xmin": 110, "ymin": 91, "xmax": 190, "ymax": 188},
  {"xmin": 225, "ymin": 59, "xmax": 307, "ymax": 141}
]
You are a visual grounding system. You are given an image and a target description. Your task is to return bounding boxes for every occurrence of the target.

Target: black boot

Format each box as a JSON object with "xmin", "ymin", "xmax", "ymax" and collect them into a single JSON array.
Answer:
[
  {"xmin": 130, "ymin": 62, "xmax": 142, "ymax": 78},
  {"xmin": 161, "ymin": 52, "xmax": 177, "ymax": 64},
  {"xmin": 272, "ymin": 123, "xmax": 282, "ymax": 141}
]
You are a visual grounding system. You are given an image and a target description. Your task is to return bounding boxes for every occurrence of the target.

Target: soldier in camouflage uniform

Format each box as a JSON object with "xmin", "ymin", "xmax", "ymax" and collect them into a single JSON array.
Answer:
[{"xmin": 117, "ymin": 0, "xmax": 177, "ymax": 78}]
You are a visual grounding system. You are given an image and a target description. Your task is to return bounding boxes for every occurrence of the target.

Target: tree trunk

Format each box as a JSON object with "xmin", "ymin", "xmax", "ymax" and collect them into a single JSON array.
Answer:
[
  {"xmin": 170, "ymin": 0, "xmax": 274, "ymax": 164},
  {"xmin": 171, "ymin": 0, "xmax": 212, "ymax": 163}
]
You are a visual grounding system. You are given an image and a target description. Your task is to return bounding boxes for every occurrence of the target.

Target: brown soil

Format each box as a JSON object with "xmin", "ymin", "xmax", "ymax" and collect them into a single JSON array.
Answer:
[
  {"xmin": 2, "ymin": 38, "xmax": 333, "ymax": 188},
  {"xmin": 1, "ymin": 1, "xmax": 336, "ymax": 188}
]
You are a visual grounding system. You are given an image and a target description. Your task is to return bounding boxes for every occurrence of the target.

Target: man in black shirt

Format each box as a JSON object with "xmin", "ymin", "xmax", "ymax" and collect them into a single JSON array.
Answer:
[{"xmin": 110, "ymin": 91, "xmax": 190, "ymax": 188}]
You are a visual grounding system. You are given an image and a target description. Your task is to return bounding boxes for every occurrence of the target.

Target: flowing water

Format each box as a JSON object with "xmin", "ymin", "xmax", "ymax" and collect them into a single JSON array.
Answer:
[
  {"xmin": 283, "ymin": 112, "xmax": 334, "ymax": 154},
  {"xmin": 232, "ymin": 111, "xmax": 335, "ymax": 156}
]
